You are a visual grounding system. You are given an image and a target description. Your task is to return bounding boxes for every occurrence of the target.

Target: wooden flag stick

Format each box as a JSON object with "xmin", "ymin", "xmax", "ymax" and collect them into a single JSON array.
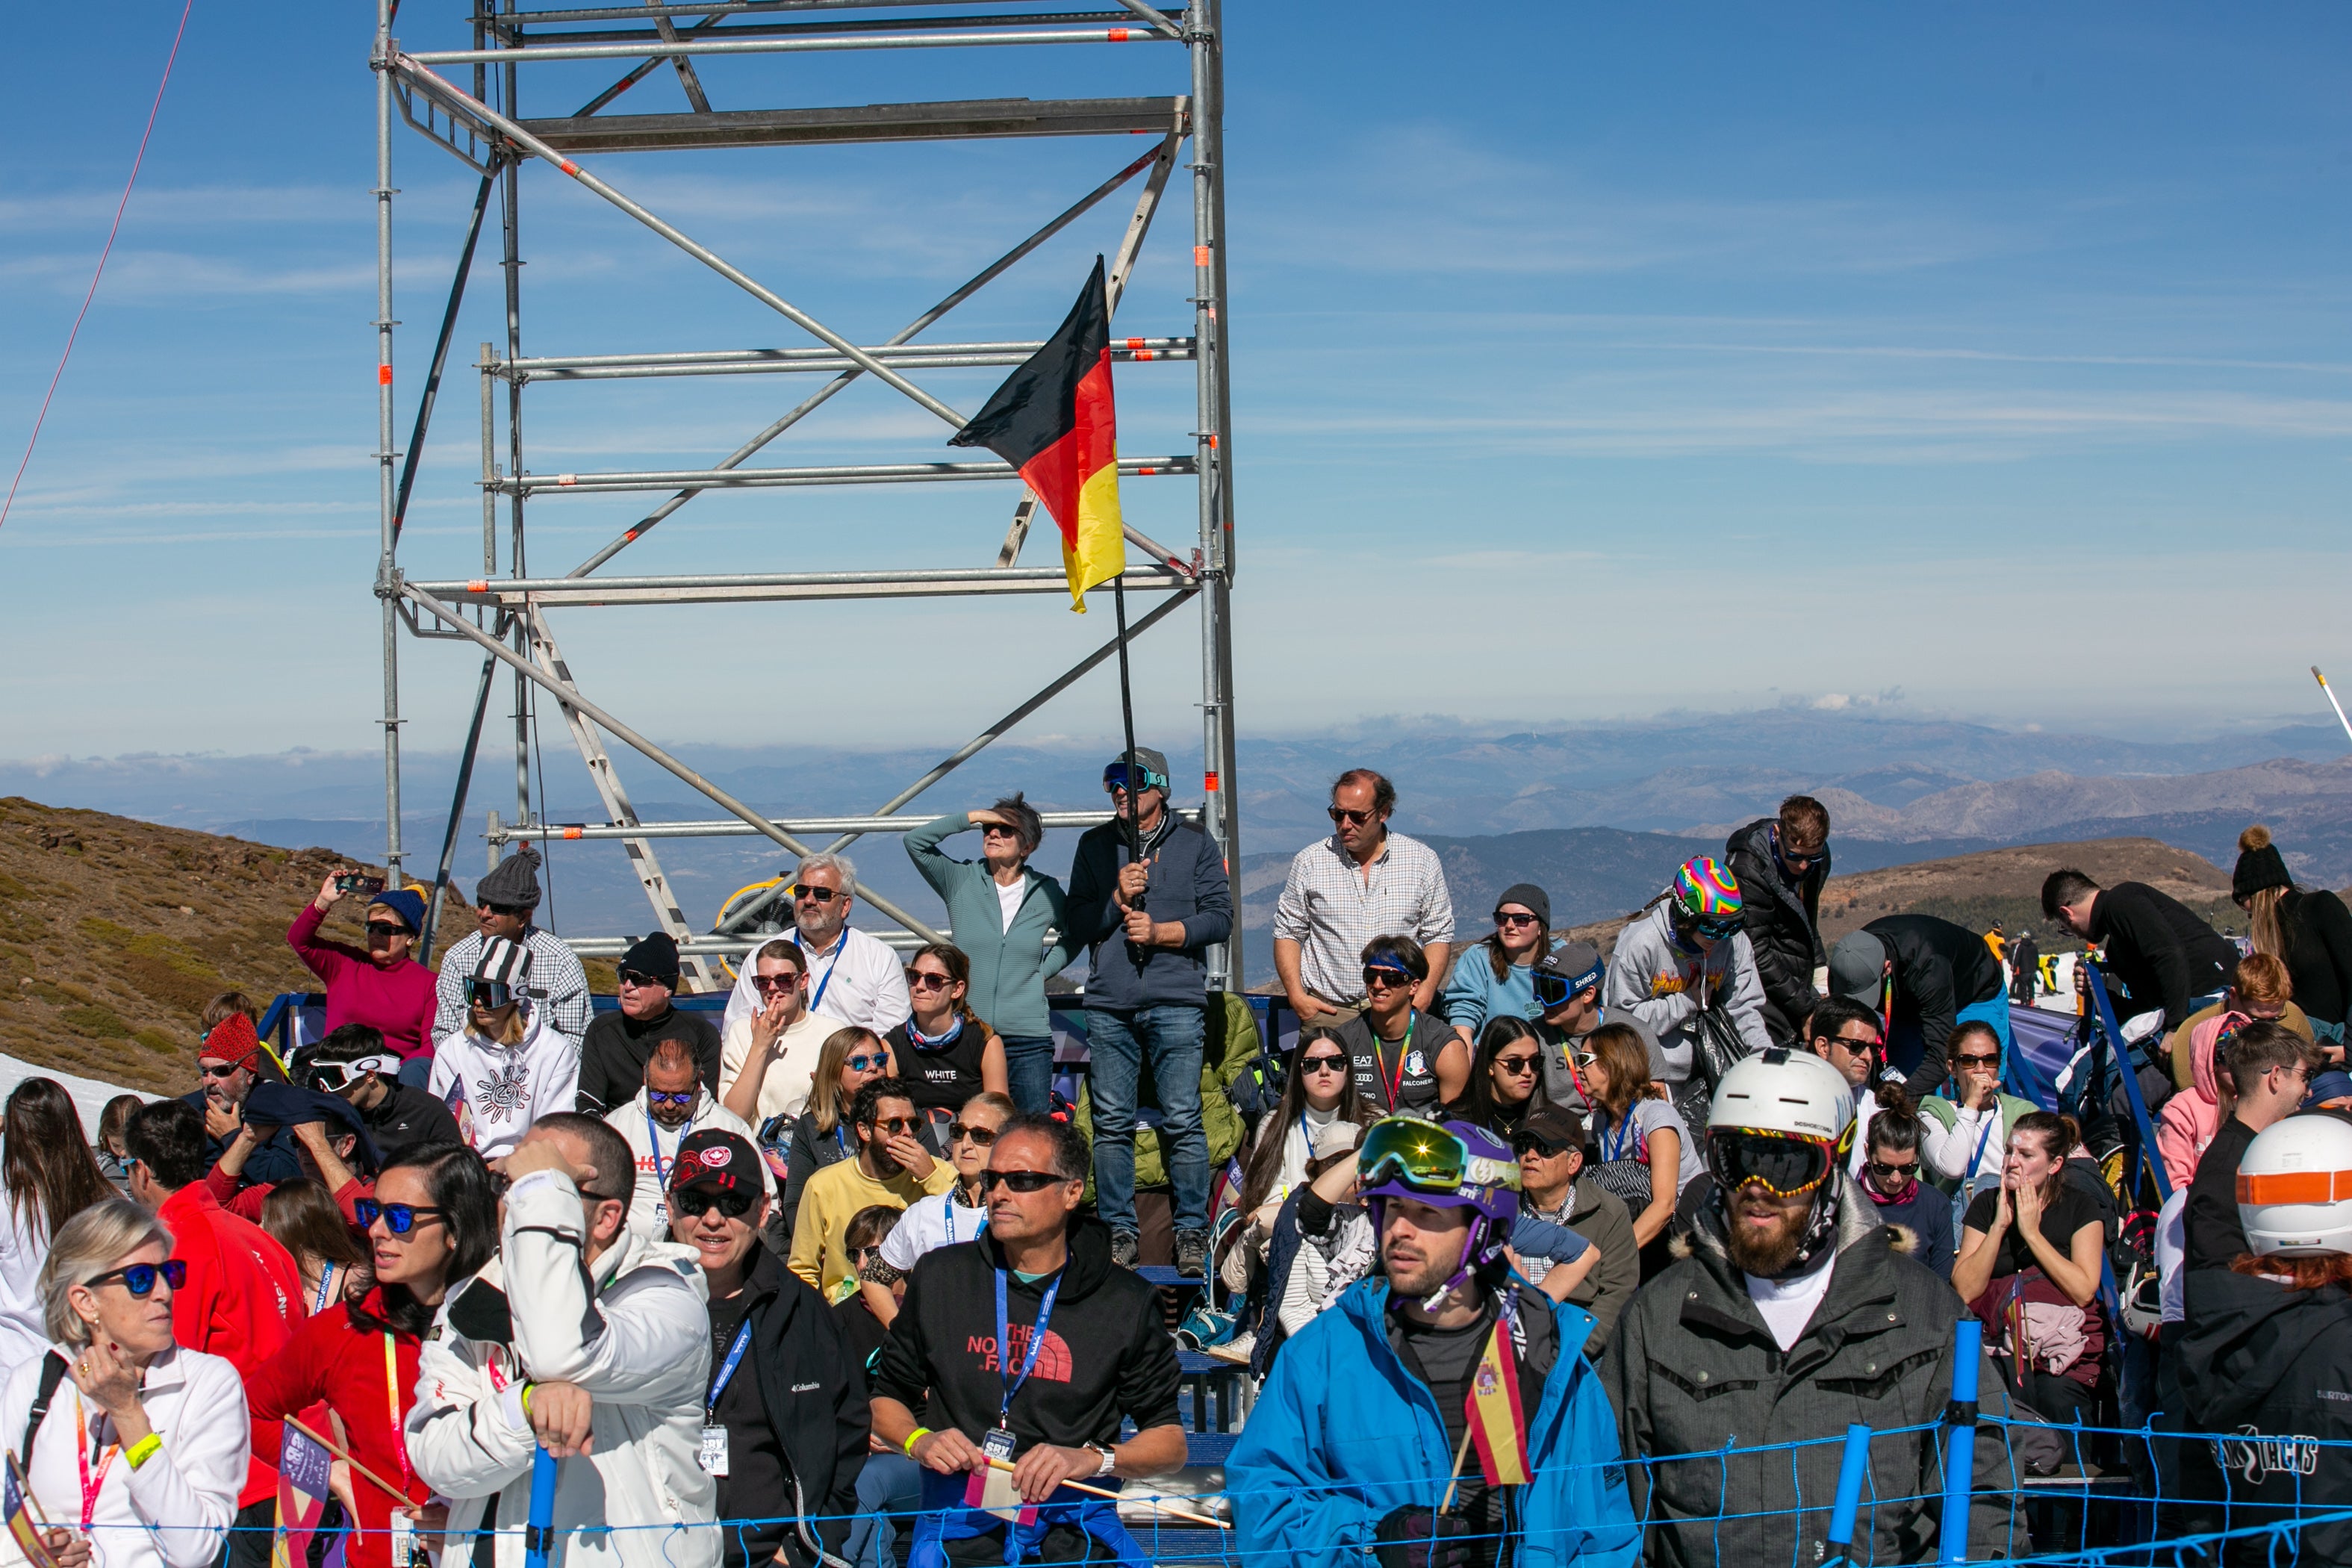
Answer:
[
  {"xmin": 980, "ymin": 1457, "xmax": 1228, "ymax": 1530},
  {"xmin": 283, "ymin": 1417, "xmax": 411, "ymax": 1505},
  {"xmin": 1437, "ymin": 1425, "xmax": 1477, "ymax": 1514}
]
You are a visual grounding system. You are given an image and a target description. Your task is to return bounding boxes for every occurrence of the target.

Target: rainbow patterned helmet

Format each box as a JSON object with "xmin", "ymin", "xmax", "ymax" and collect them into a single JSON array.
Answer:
[{"xmin": 1672, "ymin": 856, "xmax": 1743, "ymax": 924}]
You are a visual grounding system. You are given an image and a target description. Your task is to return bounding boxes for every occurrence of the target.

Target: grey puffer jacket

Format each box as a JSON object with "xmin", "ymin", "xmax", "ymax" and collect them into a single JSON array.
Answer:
[{"xmin": 1602, "ymin": 1180, "xmax": 2022, "ymax": 1566}]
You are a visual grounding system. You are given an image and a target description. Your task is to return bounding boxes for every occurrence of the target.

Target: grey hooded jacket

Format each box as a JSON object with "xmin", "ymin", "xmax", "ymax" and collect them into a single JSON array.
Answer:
[{"xmin": 1602, "ymin": 1180, "xmax": 2023, "ymax": 1565}]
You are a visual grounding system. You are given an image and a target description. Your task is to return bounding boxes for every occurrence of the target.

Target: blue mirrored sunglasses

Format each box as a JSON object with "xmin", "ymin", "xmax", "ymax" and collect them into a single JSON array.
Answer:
[
  {"xmin": 355, "ymin": 1200, "xmax": 448, "ymax": 1235},
  {"xmin": 89, "ymin": 1260, "xmax": 186, "ymax": 1298}
]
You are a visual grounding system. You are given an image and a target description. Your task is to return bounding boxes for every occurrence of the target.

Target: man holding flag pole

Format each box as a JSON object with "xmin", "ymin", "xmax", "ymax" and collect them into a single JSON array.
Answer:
[{"xmin": 1226, "ymin": 1119, "xmax": 1637, "ymax": 1568}]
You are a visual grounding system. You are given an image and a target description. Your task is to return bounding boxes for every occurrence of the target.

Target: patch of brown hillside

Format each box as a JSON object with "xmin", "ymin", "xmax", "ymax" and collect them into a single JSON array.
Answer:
[{"xmin": 0, "ymin": 798, "xmax": 427, "ymax": 1093}]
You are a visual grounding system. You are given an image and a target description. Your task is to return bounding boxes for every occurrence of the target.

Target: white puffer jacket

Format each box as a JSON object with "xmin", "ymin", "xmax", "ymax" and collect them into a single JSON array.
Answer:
[
  {"xmin": 407, "ymin": 1169, "xmax": 718, "ymax": 1568},
  {"xmin": 1602, "ymin": 903, "xmax": 1772, "ymax": 1086},
  {"xmin": 429, "ymin": 1006, "xmax": 582, "ymax": 1160}
]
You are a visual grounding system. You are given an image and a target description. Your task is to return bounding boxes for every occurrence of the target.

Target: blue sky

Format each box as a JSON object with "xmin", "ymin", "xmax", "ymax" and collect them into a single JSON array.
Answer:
[{"xmin": 4, "ymin": 4, "xmax": 2350, "ymax": 768}]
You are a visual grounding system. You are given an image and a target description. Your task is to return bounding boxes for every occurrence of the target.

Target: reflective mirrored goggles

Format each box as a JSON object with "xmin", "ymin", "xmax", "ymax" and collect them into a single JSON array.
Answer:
[
  {"xmin": 1689, "ymin": 913, "xmax": 1743, "ymax": 941},
  {"xmin": 1103, "ymin": 763, "xmax": 1169, "ymax": 793},
  {"xmin": 1357, "ymin": 1118, "xmax": 1469, "ymax": 1192},
  {"xmin": 1708, "ymin": 1129, "xmax": 1835, "ymax": 1198},
  {"xmin": 89, "ymin": 1260, "xmax": 186, "ymax": 1297},
  {"xmin": 464, "ymin": 978, "xmax": 517, "ymax": 1009},
  {"xmin": 1530, "ymin": 968, "xmax": 1597, "ymax": 1009}
]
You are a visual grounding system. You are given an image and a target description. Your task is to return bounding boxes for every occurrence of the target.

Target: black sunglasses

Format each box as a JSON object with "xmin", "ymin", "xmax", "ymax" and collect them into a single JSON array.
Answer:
[
  {"xmin": 618, "ymin": 968, "xmax": 673, "ymax": 989},
  {"xmin": 1864, "ymin": 1158, "xmax": 1917, "ymax": 1178},
  {"xmin": 1493, "ymin": 1053, "xmax": 1539, "ymax": 1077},
  {"xmin": 365, "ymin": 921, "xmax": 411, "ymax": 939},
  {"xmin": 1511, "ymin": 1133, "xmax": 1571, "ymax": 1158},
  {"xmin": 980, "ymin": 1169, "xmax": 1065, "ymax": 1194},
  {"xmin": 1955, "ymin": 1052, "xmax": 2002, "ymax": 1068},
  {"xmin": 948, "ymin": 1122, "xmax": 999, "ymax": 1146},
  {"xmin": 478, "ymin": 901, "xmax": 531, "ymax": 919},
  {"xmin": 672, "ymin": 1186, "xmax": 756, "ymax": 1220},
  {"xmin": 87, "ymin": 1260, "xmax": 187, "ymax": 1298},
  {"xmin": 355, "ymin": 1200, "xmax": 447, "ymax": 1235},
  {"xmin": 753, "ymin": 972, "xmax": 804, "ymax": 992},
  {"xmin": 1328, "ymin": 806, "xmax": 1375, "ymax": 827},
  {"xmin": 1298, "ymin": 1052, "xmax": 1348, "ymax": 1074},
  {"xmin": 794, "ymin": 885, "xmax": 841, "ymax": 903},
  {"xmin": 1362, "ymin": 968, "xmax": 1414, "ymax": 991},
  {"xmin": 646, "ymin": 1089, "xmax": 697, "ymax": 1108},
  {"xmin": 1493, "ymin": 910, "xmax": 1542, "ymax": 927},
  {"xmin": 201, "ymin": 1060, "xmax": 249, "ymax": 1080},
  {"xmin": 868, "ymin": 1116, "xmax": 922, "ymax": 1135}
]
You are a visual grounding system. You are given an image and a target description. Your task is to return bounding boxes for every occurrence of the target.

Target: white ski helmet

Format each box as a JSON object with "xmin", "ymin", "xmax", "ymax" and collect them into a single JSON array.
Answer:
[
  {"xmin": 2238, "ymin": 1113, "xmax": 2352, "ymax": 1257},
  {"xmin": 1708, "ymin": 1047, "xmax": 1857, "ymax": 1148}
]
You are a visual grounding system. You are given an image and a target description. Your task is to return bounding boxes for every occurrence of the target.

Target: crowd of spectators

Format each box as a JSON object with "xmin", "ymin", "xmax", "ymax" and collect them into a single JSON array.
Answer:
[{"xmin": 7, "ymin": 763, "xmax": 2350, "ymax": 1568}]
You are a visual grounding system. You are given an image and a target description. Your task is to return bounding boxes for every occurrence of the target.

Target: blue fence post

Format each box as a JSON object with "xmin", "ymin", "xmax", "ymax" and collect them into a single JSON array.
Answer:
[
  {"xmin": 1825, "ymin": 1422, "xmax": 1873, "ymax": 1564},
  {"xmin": 1940, "ymin": 1320, "xmax": 1981, "ymax": 1566},
  {"xmin": 524, "ymin": 1446, "xmax": 559, "ymax": 1568}
]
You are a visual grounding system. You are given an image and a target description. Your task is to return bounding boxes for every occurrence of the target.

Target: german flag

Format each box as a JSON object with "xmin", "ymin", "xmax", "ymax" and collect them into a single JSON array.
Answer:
[{"xmin": 950, "ymin": 257, "xmax": 1126, "ymax": 611}]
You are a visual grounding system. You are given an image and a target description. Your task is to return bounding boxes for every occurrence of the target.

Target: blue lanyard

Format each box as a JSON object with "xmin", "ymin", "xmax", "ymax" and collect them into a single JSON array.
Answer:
[
  {"xmin": 994, "ymin": 1269, "xmax": 1062, "ymax": 1425},
  {"xmin": 1601, "ymin": 1108, "xmax": 1637, "ymax": 1163},
  {"xmin": 312, "ymin": 1263, "xmax": 336, "ymax": 1315},
  {"xmin": 806, "ymin": 932, "xmax": 847, "ymax": 1016},
  {"xmin": 706, "ymin": 1319, "xmax": 753, "ymax": 1419},
  {"xmin": 644, "ymin": 1104, "xmax": 683, "ymax": 1194},
  {"xmin": 1970, "ymin": 1109, "xmax": 2000, "ymax": 1175}
]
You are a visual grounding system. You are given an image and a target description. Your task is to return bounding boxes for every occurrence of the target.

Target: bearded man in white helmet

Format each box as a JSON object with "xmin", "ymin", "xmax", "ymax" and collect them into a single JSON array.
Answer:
[
  {"xmin": 1602, "ymin": 1048, "xmax": 2020, "ymax": 1566},
  {"xmin": 2181, "ymin": 1111, "xmax": 2352, "ymax": 1564}
]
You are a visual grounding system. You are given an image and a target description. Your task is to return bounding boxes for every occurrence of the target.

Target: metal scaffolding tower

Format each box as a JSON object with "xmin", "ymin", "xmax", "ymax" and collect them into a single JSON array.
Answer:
[{"xmin": 370, "ymin": 0, "xmax": 1240, "ymax": 987}]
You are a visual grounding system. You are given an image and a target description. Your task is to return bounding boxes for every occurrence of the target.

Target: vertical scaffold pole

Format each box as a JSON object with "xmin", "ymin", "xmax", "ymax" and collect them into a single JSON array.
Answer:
[
  {"xmin": 1188, "ymin": 0, "xmax": 1239, "ymax": 989},
  {"xmin": 1940, "ymin": 1319, "xmax": 1982, "ymax": 1564},
  {"xmin": 373, "ymin": 0, "xmax": 403, "ymax": 880}
]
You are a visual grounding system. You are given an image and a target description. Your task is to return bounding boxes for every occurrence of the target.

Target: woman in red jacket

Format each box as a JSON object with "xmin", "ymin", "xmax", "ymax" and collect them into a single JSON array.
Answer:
[{"xmin": 245, "ymin": 1142, "xmax": 497, "ymax": 1568}]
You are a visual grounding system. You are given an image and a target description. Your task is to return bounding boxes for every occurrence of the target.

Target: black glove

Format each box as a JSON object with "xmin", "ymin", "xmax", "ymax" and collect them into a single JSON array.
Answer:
[{"xmin": 1372, "ymin": 1506, "xmax": 1475, "ymax": 1568}]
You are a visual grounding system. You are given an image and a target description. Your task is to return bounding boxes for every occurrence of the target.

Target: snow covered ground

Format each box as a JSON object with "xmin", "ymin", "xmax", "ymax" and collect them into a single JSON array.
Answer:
[{"xmin": 0, "ymin": 1053, "xmax": 146, "ymax": 1137}]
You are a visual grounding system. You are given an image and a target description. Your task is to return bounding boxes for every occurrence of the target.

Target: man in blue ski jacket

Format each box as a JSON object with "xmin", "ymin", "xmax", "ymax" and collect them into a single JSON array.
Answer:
[{"xmin": 1228, "ymin": 1118, "xmax": 1637, "ymax": 1568}]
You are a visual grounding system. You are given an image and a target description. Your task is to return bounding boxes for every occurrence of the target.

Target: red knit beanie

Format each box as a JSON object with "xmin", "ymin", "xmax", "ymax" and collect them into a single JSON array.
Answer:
[{"xmin": 199, "ymin": 1012, "xmax": 261, "ymax": 1065}]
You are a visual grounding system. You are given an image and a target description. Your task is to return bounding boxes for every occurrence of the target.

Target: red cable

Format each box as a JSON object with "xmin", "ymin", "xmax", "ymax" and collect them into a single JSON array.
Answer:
[{"xmin": 0, "ymin": 0, "xmax": 197, "ymax": 533}]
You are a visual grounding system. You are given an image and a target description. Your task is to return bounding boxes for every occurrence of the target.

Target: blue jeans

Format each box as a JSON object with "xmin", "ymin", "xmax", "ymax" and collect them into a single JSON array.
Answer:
[
  {"xmin": 1086, "ymin": 1004, "xmax": 1210, "ymax": 1236},
  {"xmin": 1000, "ymin": 1033, "xmax": 1057, "ymax": 1116},
  {"xmin": 847, "ymin": 1452, "xmax": 921, "ymax": 1568}
]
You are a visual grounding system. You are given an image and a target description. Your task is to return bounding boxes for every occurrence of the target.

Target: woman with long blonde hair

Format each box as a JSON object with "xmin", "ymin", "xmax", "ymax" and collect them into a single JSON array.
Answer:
[{"xmin": 775, "ymin": 1025, "xmax": 894, "ymax": 1245}]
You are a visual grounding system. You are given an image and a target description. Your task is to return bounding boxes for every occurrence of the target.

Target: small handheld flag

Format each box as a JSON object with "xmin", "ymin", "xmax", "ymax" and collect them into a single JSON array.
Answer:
[
  {"xmin": 1464, "ymin": 1324, "xmax": 1531, "ymax": 1488},
  {"xmin": 948, "ymin": 257, "xmax": 1127, "ymax": 612},
  {"xmin": 274, "ymin": 1425, "xmax": 347, "ymax": 1568},
  {"xmin": 4, "ymin": 1452, "xmax": 59, "ymax": 1568}
]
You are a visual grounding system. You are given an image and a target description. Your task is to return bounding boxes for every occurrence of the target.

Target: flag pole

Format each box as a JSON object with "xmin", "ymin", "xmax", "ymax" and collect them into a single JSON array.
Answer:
[
  {"xmin": 2315, "ymin": 667, "xmax": 2352, "ymax": 749},
  {"xmin": 1113, "ymin": 577, "xmax": 1148, "ymax": 965}
]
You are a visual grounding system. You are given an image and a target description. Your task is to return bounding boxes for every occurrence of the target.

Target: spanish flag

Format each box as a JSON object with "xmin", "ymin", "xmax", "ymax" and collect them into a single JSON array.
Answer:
[
  {"xmin": 949, "ymin": 257, "xmax": 1127, "ymax": 612},
  {"xmin": 1466, "ymin": 1323, "xmax": 1531, "ymax": 1487}
]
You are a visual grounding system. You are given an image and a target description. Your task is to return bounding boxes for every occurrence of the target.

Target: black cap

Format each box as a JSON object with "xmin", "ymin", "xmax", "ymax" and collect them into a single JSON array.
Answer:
[
  {"xmin": 1518, "ymin": 1105, "xmax": 1587, "ymax": 1150},
  {"xmin": 620, "ymin": 931, "xmax": 680, "ymax": 986},
  {"xmin": 671, "ymin": 1128, "xmax": 758, "ymax": 1192},
  {"xmin": 1495, "ymin": 883, "xmax": 1552, "ymax": 932}
]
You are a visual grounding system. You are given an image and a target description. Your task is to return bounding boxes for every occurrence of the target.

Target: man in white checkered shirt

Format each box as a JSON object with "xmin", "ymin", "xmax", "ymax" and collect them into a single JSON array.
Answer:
[
  {"xmin": 432, "ymin": 844, "xmax": 593, "ymax": 1057},
  {"xmin": 1272, "ymin": 768, "xmax": 1455, "ymax": 1023}
]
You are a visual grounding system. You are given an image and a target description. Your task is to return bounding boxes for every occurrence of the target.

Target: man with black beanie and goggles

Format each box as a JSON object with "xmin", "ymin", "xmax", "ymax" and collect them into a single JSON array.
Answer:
[
  {"xmin": 1602, "ymin": 1050, "xmax": 2021, "ymax": 1565},
  {"xmin": 1230, "ymin": 1117, "xmax": 1636, "ymax": 1568}
]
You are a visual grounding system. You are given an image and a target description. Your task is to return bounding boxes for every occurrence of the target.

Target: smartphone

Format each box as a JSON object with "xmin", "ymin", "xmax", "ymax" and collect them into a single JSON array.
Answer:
[{"xmin": 337, "ymin": 873, "xmax": 388, "ymax": 897}]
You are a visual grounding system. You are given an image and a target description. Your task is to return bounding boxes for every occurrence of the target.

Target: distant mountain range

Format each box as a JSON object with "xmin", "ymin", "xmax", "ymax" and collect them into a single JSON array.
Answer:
[{"xmin": 7, "ymin": 709, "xmax": 2349, "ymax": 961}]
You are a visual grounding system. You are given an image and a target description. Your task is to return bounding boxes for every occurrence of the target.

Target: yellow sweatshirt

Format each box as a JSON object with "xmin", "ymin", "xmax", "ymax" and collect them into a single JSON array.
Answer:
[{"xmin": 786, "ymin": 1154, "xmax": 958, "ymax": 1297}]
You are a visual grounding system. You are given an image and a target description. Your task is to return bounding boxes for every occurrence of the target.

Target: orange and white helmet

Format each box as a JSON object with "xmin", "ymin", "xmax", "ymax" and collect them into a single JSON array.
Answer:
[{"xmin": 2237, "ymin": 1113, "xmax": 2352, "ymax": 1257}]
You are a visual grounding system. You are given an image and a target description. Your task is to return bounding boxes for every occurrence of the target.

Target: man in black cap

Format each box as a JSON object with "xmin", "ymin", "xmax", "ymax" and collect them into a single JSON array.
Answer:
[
  {"xmin": 666, "ymin": 1128, "xmax": 868, "ymax": 1568},
  {"xmin": 430, "ymin": 844, "xmax": 592, "ymax": 1054},
  {"xmin": 1064, "ymin": 742, "xmax": 1233, "ymax": 1275},
  {"xmin": 578, "ymin": 930, "xmax": 724, "ymax": 1116},
  {"xmin": 1527, "ymin": 942, "xmax": 1667, "ymax": 1111}
]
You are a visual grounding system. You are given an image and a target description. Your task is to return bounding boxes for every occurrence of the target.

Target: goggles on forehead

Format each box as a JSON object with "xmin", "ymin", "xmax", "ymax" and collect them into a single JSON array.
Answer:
[
  {"xmin": 1708, "ymin": 1128, "xmax": 1836, "ymax": 1198},
  {"xmin": 302, "ymin": 1056, "xmax": 398, "ymax": 1093}
]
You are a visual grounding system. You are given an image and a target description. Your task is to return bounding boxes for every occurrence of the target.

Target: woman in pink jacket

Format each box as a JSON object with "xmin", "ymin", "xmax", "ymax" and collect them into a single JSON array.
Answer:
[
  {"xmin": 287, "ymin": 874, "xmax": 439, "ymax": 1070},
  {"xmin": 2158, "ymin": 954, "xmax": 2300, "ymax": 1190}
]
